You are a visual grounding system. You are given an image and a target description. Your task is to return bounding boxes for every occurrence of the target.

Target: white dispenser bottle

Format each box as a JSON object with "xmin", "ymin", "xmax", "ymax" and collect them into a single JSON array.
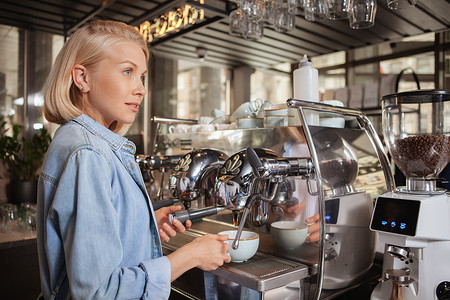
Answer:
[{"xmin": 293, "ymin": 54, "xmax": 319, "ymax": 125}]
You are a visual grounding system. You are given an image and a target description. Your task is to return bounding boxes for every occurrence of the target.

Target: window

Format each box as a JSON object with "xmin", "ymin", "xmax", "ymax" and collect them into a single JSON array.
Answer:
[
  {"xmin": 0, "ymin": 26, "xmax": 63, "ymax": 136},
  {"xmin": 0, "ymin": 26, "xmax": 22, "ymax": 124},
  {"xmin": 250, "ymin": 68, "xmax": 291, "ymax": 105},
  {"xmin": 177, "ymin": 63, "xmax": 228, "ymax": 119},
  {"xmin": 380, "ymin": 52, "xmax": 435, "ymax": 92}
]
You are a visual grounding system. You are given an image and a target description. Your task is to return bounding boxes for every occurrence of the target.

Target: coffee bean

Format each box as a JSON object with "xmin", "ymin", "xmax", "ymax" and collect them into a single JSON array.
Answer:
[
  {"xmin": 391, "ymin": 134, "xmax": 450, "ymax": 178},
  {"xmin": 320, "ymin": 159, "xmax": 358, "ymax": 188}
]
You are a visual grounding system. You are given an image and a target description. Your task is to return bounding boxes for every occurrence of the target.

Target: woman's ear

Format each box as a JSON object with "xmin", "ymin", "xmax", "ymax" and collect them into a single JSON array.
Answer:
[{"xmin": 72, "ymin": 64, "xmax": 90, "ymax": 92}]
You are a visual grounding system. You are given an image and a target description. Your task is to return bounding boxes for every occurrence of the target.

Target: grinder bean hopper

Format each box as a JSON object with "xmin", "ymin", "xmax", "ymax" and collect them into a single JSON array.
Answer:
[{"xmin": 370, "ymin": 90, "xmax": 450, "ymax": 300}]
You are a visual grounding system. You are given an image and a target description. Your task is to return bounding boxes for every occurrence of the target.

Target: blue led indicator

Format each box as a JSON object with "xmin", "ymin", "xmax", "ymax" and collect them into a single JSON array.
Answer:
[
  {"xmin": 325, "ymin": 215, "xmax": 331, "ymax": 220},
  {"xmin": 381, "ymin": 221, "xmax": 387, "ymax": 226},
  {"xmin": 391, "ymin": 222, "xmax": 396, "ymax": 228},
  {"xmin": 400, "ymin": 223, "xmax": 406, "ymax": 230}
]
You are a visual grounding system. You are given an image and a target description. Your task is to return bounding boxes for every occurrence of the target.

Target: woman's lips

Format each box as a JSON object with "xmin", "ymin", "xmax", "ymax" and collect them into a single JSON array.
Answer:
[{"xmin": 126, "ymin": 103, "xmax": 139, "ymax": 112}]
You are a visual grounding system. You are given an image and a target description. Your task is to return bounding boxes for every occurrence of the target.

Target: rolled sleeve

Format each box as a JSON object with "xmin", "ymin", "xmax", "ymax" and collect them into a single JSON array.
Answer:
[{"xmin": 140, "ymin": 256, "xmax": 171, "ymax": 300}]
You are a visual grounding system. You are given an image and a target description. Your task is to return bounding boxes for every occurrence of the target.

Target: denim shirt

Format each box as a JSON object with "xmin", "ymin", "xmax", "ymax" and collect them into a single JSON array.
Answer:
[{"xmin": 37, "ymin": 114, "xmax": 171, "ymax": 300}]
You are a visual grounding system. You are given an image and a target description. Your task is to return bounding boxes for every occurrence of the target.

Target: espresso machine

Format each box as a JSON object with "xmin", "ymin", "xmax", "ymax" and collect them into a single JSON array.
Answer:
[
  {"xmin": 153, "ymin": 99, "xmax": 393, "ymax": 300},
  {"xmin": 370, "ymin": 90, "xmax": 450, "ymax": 300}
]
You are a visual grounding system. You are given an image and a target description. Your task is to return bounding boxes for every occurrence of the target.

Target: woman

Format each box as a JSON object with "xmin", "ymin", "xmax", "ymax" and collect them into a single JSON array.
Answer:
[{"xmin": 37, "ymin": 20, "xmax": 230, "ymax": 300}]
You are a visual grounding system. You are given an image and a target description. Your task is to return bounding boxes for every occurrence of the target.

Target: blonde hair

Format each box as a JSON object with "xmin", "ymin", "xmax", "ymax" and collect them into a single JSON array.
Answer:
[{"xmin": 42, "ymin": 20, "xmax": 149, "ymax": 134}]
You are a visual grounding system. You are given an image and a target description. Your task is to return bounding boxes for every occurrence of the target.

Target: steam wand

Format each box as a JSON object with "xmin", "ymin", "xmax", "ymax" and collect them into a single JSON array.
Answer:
[
  {"xmin": 231, "ymin": 188, "xmax": 278, "ymax": 250},
  {"xmin": 232, "ymin": 194, "xmax": 259, "ymax": 250}
]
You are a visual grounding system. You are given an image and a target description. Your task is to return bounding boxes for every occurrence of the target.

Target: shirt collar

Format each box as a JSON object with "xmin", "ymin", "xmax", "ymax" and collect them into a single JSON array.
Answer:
[{"xmin": 71, "ymin": 114, "xmax": 136, "ymax": 154}]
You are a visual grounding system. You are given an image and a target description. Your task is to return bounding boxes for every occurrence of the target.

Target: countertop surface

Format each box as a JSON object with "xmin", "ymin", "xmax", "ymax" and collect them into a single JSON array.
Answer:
[{"xmin": 0, "ymin": 231, "xmax": 36, "ymax": 249}]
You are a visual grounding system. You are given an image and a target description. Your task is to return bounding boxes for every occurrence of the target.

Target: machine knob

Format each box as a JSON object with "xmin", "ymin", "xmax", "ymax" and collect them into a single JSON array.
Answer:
[{"xmin": 437, "ymin": 281, "xmax": 450, "ymax": 300}]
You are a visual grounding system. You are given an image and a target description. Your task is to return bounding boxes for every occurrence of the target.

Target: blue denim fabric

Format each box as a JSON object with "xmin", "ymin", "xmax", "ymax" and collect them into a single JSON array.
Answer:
[{"xmin": 37, "ymin": 114, "xmax": 171, "ymax": 300}]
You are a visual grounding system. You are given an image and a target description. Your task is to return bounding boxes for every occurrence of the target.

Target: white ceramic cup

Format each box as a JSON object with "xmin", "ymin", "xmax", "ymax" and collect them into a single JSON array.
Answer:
[
  {"xmin": 237, "ymin": 117, "xmax": 264, "ymax": 129},
  {"xmin": 218, "ymin": 230, "xmax": 259, "ymax": 263},
  {"xmin": 231, "ymin": 102, "xmax": 252, "ymax": 121},
  {"xmin": 168, "ymin": 125, "xmax": 176, "ymax": 134},
  {"xmin": 175, "ymin": 124, "xmax": 189, "ymax": 133},
  {"xmin": 270, "ymin": 221, "xmax": 308, "ymax": 249}
]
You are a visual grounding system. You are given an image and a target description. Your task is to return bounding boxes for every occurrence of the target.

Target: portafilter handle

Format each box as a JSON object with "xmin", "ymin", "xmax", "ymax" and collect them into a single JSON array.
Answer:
[{"xmin": 169, "ymin": 206, "xmax": 225, "ymax": 225}]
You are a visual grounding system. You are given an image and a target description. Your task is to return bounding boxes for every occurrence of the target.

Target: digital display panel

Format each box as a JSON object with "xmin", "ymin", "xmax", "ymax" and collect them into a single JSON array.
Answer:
[
  {"xmin": 325, "ymin": 198, "xmax": 339, "ymax": 224},
  {"xmin": 370, "ymin": 197, "xmax": 420, "ymax": 236}
]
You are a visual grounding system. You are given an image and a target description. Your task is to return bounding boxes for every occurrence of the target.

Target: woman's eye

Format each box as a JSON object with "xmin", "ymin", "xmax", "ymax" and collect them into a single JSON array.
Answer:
[
  {"xmin": 124, "ymin": 69, "xmax": 132, "ymax": 76},
  {"xmin": 140, "ymin": 75, "xmax": 146, "ymax": 84}
]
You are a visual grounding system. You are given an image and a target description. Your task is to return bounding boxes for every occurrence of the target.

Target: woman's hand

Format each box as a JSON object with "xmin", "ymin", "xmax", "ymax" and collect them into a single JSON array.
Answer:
[
  {"xmin": 305, "ymin": 213, "xmax": 320, "ymax": 242},
  {"xmin": 167, "ymin": 234, "xmax": 231, "ymax": 281},
  {"xmin": 155, "ymin": 205, "xmax": 192, "ymax": 243},
  {"xmin": 187, "ymin": 234, "xmax": 231, "ymax": 270}
]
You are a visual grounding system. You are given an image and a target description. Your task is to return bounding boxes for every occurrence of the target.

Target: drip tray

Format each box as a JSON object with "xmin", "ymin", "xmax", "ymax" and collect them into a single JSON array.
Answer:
[
  {"xmin": 211, "ymin": 252, "xmax": 308, "ymax": 291},
  {"xmin": 163, "ymin": 230, "xmax": 308, "ymax": 292},
  {"xmin": 163, "ymin": 219, "xmax": 309, "ymax": 291}
]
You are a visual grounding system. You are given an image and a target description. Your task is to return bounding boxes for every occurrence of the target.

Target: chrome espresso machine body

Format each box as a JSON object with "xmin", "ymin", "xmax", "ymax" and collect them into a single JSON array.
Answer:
[
  {"xmin": 155, "ymin": 100, "xmax": 392, "ymax": 300},
  {"xmin": 168, "ymin": 148, "xmax": 228, "ymax": 209},
  {"xmin": 370, "ymin": 90, "xmax": 450, "ymax": 300}
]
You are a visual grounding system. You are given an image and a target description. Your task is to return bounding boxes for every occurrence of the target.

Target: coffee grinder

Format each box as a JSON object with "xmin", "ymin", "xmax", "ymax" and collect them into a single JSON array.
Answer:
[
  {"xmin": 312, "ymin": 128, "xmax": 376, "ymax": 290},
  {"xmin": 370, "ymin": 90, "xmax": 450, "ymax": 300}
]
